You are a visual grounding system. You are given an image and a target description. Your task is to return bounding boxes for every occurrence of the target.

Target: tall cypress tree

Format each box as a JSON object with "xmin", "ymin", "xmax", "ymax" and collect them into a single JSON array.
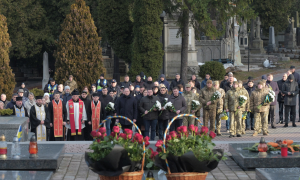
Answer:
[
  {"xmin": 0, "ymin": 14, "xmax": 16, "ymax": 99},
  {"xmin": 128, "ymin": 0, "xmax": 164, "ymax": 79},
  {"xmin": 54, "ymin": 0, "xmax": 105, "ymax": 91}
]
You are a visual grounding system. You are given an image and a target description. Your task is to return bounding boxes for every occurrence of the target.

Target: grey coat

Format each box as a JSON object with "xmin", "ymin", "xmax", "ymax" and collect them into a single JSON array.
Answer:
[
  {"xmin": 282, "ymin": 74, "xmax": 299, "ymax": 106},
  {"xmin": 168, "ymin": 94, "xmax": 187, "ymax": 120}
]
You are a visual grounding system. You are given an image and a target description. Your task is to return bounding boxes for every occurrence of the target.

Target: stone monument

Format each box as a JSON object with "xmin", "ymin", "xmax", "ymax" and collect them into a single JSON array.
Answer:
[
  {"xmin": 233, "ymin": 18, "xmax": 243, "ymax": 66},
  {"xmin": 295, "ymin": 11, "xmax": 299, "ymax": 28},
  {"xmin": 0, "ymin": 116, "xmax": 28, "ymax": 142},
  {"xmin": 267, "ymin": 26, "xmax": 277, "ymax": 52},
  {"xmin": 251, "ymin": 17, "xmax": 266, "ymax": 54},
  {"xmin": 42, "ymin": 51, "xmax": 49, "ymax": 89},
  {"xmin": 285, "ymin": 17, "xmax": 297, "ymax": 49}
]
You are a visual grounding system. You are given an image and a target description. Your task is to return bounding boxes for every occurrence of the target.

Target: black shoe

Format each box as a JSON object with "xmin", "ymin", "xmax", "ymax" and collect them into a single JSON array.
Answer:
[
  {"xmin": 229, "ymin": 135, "xmax": 234, "ymax": 138},
  {"xmin": 298, "ymin": 120, "xmax": 300, "ymax": 122},
  {"xmin": 280, "ymin": 121, "xmax": 283, "ymax": 124},
  {"xmin": 217, "ymin": 134, "xmax": 222, "ymax": 136},
  {"xmin": 237, "ymin": 134, "xmax": 242, "ymax": 137},
  {"xmin": 246, "ymin": 128, "xmax": 250, "ymax": 131},
  {"xmin": 271, "ymin": 126, "xmax": 276, "ymax": 129},
  {"xmin": 251, "ymin": 127, "xmax": 254, "ymax": 130},
  {"xmin": 293, "ymin": 124, "xmax": 297, "ymax": 127},
  {"xmin": 283, "ymin": 124, "xmax": 288, "ymax": 127}
]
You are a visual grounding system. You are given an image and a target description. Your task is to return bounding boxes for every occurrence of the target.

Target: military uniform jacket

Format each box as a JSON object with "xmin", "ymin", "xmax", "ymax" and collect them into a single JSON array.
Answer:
[
  {"xmin": 239, "ymin": 87, "xmax": 250, "ymax": 110},
  {"xmin": 182, "ymin": 91, "xmax": 199, "ymax": 111},
  {"xmin": 216, "ymin": 88, "xmax": 225, "ymax": 113},
  {"xmin": 250, "ymin": 88, "xmax": 270, "ymax": 113},
  {"xmin": 224, "ymin": 88, "xmax": 241, "ymax": 112},
  {"xmin": 199, "ymin": 87, "xmax": 218, "ymax": 110}
]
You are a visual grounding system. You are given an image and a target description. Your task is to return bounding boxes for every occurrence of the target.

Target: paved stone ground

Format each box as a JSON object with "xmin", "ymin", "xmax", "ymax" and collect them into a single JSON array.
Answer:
[{"xmin": 51, "ymin": 153, "xmax": 256, "ymax": 180}]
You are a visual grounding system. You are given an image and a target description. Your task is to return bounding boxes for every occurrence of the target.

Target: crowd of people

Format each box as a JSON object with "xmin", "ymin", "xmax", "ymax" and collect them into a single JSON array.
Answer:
[{"xmin": 0, "ymin": 66, "xmax": 299, "ymax": 140}]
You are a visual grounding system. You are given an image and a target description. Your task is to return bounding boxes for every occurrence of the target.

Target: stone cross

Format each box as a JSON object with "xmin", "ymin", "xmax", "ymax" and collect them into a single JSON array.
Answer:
[
  {"xmin": 255, "ymin": 17, "xmax": 261, "ymax": 39},
  {"xmin": 42, "ymin": 51, "xmax": 49, "ymax": 89},
  {"xmin": 291, "ymin": 17, "xmax": 295, "ymax": 35}
]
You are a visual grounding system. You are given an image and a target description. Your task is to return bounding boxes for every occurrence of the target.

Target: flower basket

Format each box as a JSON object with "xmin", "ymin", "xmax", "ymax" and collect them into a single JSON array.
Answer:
[
  {"xmin": 155, "ymin": 114, "xmax": 224, "ymax": 180},
  {"xmin": 85, "ymin": 115, "xmax": 145, "ymax": 180}
]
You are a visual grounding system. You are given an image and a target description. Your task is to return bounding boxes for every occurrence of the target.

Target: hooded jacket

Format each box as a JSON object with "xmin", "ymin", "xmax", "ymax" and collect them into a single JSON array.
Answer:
[
  {"xmin": 282, "ymin": 74, "xmax": 299, "ymax": 106},
  {"xmin": 158, "ymin": 74, "xmax": 170, "ymax": 90}
]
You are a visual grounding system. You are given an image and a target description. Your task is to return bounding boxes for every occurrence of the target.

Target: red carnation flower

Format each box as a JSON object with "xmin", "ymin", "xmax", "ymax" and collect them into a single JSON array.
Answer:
[
  {"xmin": 119, "ymin": 133, "xmax": 127, "ymax": 140},
  {"xmin": 169, "ymin": 131, "xmax": 177, "ymax": 138},
  {"xmin": 155, "ymin": 140, "xmax": 163, "ymax": 147},
  {"xmin": 194, "ymin": 126, "xmax": 199, "ymax": 133},
  {"xmin": 209, "ymin": 131, "xmax": 216, "ymax": 139},
  {"xmin": 98, "ymin": 127, "xmax": 106, "ymax": 134},
  {"xmin": 144, "ymin": 136, "xmax": 150, "ymax": 142},
  {"xmin": 90, "ymin": 131, "xmax": 97, "ymax": 137},
  {"xmin": 166, "ymin": 135, "xmax": 172, "ymax": 141},
  {"xmin": 96, "ymin": 132, "xmax": 102, "ymax": 138},
  {"xmin": 189, "ymin": 124, "xmax": 195, "ymax": 132},
  {"xmin": 145, "ymin": 141, "xmax": 150, "ymax": 147},
  {"xmin": 113, "ymin": 126, "xmax": 120, "ymax": 133},
  {"xmin": 124, "ymin": 129, "xmax": 133, "ymax": 135},
  {"xmin": 200, "ymin": 126, "xmax": 209, "ymax": 134}
]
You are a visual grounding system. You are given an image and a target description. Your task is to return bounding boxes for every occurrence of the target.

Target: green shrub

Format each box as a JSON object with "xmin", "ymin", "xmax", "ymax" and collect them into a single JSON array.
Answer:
[
  {"xmin": 30, "ymin": 88, "xmax": 44, "ymax": 97},
  {"xmin": 199, "ymin": 61, "xmax": 226, "ymax": 81},
  {"xmin": 0, "ymin": 14, "xmax": 16, "ymax": 99},
  {"xmin": 0, "ymin": 109, "xmax": 13, "ymax": 116}
]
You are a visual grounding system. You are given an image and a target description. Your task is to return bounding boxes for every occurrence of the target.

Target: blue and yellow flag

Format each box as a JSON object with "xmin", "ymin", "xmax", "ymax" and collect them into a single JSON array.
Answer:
[{"xmin": 17, "ymin": 125, "xmax": 22, "ymax": 141}]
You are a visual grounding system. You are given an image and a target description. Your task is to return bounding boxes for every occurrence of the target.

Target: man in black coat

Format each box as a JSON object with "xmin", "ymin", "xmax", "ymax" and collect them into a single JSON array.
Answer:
[
  {"xmin": 158, "ymin": 85, "xmax": 170, "ymax": 140},
  {"xmin": 282, "ymin": 74, "xmax": 299, "ymax": 127},
  {"xmin": 100, "ymin": 87, "xmax": 114, "ymax": 135},
  {"xmin": 191, "ymin": 74, "xmax": 201, "ymax": 90},
  {"xmin": 79, "ymin": 90, "xmax": 92, "ymax": 140},
  {"xmin": 20, "ymin": 82, "xmax": 29, "ymax": 98},
  {"xmin": 243, "ymin": 76, "xmax": 253, "ymax": 89},
  {"xmin": 290, "ymin": 66, "xmax": 300, "ymax": 83},
  {"xmin": 139, "ymin": 88, "xmax": 160, "ymax": 140},
  {"xmin": 115, "ymin": 88, "xmax": 137, "ymax": 130},
  {"xmin": 266, "ymin": 74, "xmax": 279, "ymax": 128},
  {"xmin": 108, "ymin": 79, "xmax": 121, "ymax": 97},
  {"xmin": 245, "ymin": 80, "xmax": 255, "ymax": 130},
  {"xmin": 170, "ymin": 73, "xmax": 185, "ymax": 91},
  {"xmin": 7, "ymin": 93, "xmax": 18, "ymax": 109},
  {"xmin": 277, "ymin": 73, "xmax": 287, "ymax": 124},
  {"xmin": 120, "ymin": 75, "xmax": 132, "ymax": 88},
  {"xmin": 144, "ymin": 76, "xmax": 154, "ymax": 90},
  {"xmin": 223, "ymin": 75, "xmax": 234, "ymax": 93},
  {"xmin": 220, "ymin": 74, "xmax": 229, "ymax": 89}
]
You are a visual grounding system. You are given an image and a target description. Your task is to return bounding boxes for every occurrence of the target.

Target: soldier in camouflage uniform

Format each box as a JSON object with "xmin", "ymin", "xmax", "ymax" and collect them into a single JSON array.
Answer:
[
  {"xmin": 199, "ymin": 80, "xmax": 218, "ymax": 131},
  {"xmin": 257, "ymin": 80, "xmax": 270, "ymax": 133},
  {"xmin": 214, "ymin": 81, "xmax": 225, "ymax": 136},
  {"xmin": 182, "ymin": 84, "xmax": 199, "ymax": 126},
  {"xmin": 192, "ymin": 87, "xmax": 201, "ymax": 127},
  {"xmin": 250, "ymin": 81, "xmax": 270, "ymax": 136},
  {"xmin": 238, "ymin": 80, "xmax": 250, "ymax": 135},
  {"xmin": 225, "ymin": 81, "xmax": 245, "ymax": 138}
]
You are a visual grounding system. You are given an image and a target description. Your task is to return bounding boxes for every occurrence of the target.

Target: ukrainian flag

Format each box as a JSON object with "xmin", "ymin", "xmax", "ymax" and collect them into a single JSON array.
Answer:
[{"xmin": 17, "ymin": 125, "xmax": 22, "ymax": 142}]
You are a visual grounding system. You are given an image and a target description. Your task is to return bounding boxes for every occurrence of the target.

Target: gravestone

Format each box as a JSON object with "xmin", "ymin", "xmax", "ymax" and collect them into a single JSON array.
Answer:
[
  {"xmin": 267, "ymin": 26, "xmax": 277, "ymax": 52},
  {"xmin": 256, "ymin": 168, "xmax": 300, "ymax": 180},
  {"xmin": 0, "ymin": 116, "xmax": 28, "ymax": 142},
  {"xmin": 251, "ymin": 17, "xmax": 266, "ymax": 54},
  {"xmin": 295, "ymin": 11, "xmax": 299, "ymax": 28},
  {"xmin": 0, "ymin": 171, "xmax": 53, "ymax": 180},
  {"xmin": 0, "ymin": 144, "xmax": 65, "ymax": 170},
  {"xmin": 233, "ymin": 18, "xmax": 243, "ymax": 66},
  {"xmin": 42, "ymin": 51, "xmax": 49, "ymax": 89},
  {"xmin": 285, "ymin": 17, "xmax": 297, "ymax": 49}
]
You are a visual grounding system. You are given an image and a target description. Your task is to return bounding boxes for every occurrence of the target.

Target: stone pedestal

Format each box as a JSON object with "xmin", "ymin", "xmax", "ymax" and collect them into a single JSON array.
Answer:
[
  {"xmin": 285, "ymin": 33, "xmax": 297, "ymax": 49},
  {"xmin": 0, "ymin": 144, "xmax": 65, "ymax": 170},
  {"xmin": 0, "ymin": 171, "xmax": 53, "ymax": 180},
  {"xmin": 0, "ymin": 116, "xmax": 29, "ymax": 142},
  {"xmin": 256, "ymin": 168, "xmax": 300, "ymax": 180},
  {"xmin": 251, "ymin": 39, "xmax": 266, "ymax": 54},
  {"xmin": 42, "ymin": 51, "xmax": 49, "ymax": 89},
  {"xmin": 234, "ymin": 19, "xmax": 243, "ymax": 66}
]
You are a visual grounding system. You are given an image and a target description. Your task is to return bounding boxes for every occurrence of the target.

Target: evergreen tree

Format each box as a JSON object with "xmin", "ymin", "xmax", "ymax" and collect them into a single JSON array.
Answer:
[
  {"xmin": 128, "ymin": 0, "xmax": 164, "ymax": 80},
  {"xmin": 0, "ymin": 14, "xmax": 16, "ymax": 99},
  {"xmin": 98, "ymin": 0, "xmax": 133, "ymax": 63},
  {"xmin": 54, "ymin": 0, "xmax": 105, "ymax": 91},
  {"xmin": 0, "ymin": 0, "xmax": 49, "ymax": 60}
]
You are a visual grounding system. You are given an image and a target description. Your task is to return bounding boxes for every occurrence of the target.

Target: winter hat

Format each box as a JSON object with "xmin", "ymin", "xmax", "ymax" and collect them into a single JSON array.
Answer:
[
  {"xmin": 261, "ymin": 75, "xmax": 267, "ymax": 80},
  {"xmin": 213, "ymin": 81, "xmax": 219, "ymax": 85},
  {"xmin": 65, "ymin": 86, "xmax": 70, "ymax": 90},
  {"xmin": 44, "ymin": 93, "xmax": 49, "ymax": 97},
  {"xmin": 160, "ymin": 74, "xmax": 166, "ymax": 79}
]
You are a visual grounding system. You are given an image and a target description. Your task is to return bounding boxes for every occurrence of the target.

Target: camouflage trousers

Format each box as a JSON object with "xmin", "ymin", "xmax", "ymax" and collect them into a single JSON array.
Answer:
[
  {"xmin": 229, "ymin": 111, "xmax": 243, "ymax": 135},
  {"xmin": 203, "ymin": 108, "xmax": 216, "ymax": 132},
  {"xmin": 254, "ymin": 111, "xmax": 269, "ymax": 134},
  {"xmin": 194, "ymin": 109, "xmax": 201, "ymax": 127},
  {"xmin": 183, "ymin": 106, "xmax": 195, "ymax": 127},
  {"xmin": 215, "ymin": 112, "xmax": 222, "ymax": 134}
]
